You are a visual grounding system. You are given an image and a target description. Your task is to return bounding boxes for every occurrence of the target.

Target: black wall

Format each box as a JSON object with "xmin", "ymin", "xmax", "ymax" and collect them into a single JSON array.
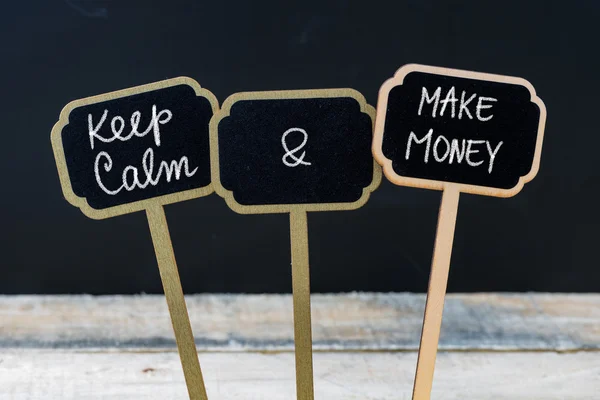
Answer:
[{"xmin": 1, "ymin": 0, "xmax": 598, "ymax": 294}]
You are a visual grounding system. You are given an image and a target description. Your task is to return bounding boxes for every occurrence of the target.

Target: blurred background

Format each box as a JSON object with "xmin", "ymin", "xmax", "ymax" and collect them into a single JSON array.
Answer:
[{"xmin": 1, "ymin": 0, "xmax": 598, "ymax": 294}]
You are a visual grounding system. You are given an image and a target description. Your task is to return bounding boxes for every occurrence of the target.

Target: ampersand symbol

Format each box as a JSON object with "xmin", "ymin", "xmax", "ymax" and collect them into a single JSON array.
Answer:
[{"xmin": 281, "ymin": 127, "xmax": 312, "ymax": 167}]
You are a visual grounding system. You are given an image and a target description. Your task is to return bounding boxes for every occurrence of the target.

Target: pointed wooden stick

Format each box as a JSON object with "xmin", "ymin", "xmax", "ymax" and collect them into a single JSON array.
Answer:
[
  {"xmin": 412, "ymin": 184, "xmax": 460, "ymax": 400},
  {"xmin": 147, "ymin": 205, "xmax": 208, "ymax": 400},
  {"xmin": 289, "ymin": 210, "xmax": 315, "ymax": 400}
]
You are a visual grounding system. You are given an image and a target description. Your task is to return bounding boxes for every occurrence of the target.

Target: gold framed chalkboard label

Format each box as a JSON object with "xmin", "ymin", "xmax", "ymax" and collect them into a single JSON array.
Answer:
[
  {"xmin": 210, "ymin": 88, "xmax": 382, "ymax": 400},
  {"xmin": 210, "ymin": 88, "xmax": 381, "ymax": 214},
  {"xmin": 52, "ymin": 77, "xmax": 218, "ymax": 219},
  {"xmin": 51, "ymin": 77, "xmax": 218, "ymax": 400}
]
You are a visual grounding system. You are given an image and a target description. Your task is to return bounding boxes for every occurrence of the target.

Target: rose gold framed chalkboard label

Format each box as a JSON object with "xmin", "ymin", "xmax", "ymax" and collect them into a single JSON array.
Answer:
[{"xmin": 373, "ymin": 64, "xmax": 547, "ymax": 400}]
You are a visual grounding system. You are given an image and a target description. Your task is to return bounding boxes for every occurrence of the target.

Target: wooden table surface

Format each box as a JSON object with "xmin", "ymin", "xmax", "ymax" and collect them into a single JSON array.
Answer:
[{"xmin": 1, "ymin": 293, "xmax": 598, "ymax": 399}]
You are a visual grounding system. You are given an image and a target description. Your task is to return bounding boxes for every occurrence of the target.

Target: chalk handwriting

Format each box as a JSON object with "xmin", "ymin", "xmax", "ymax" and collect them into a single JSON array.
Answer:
[
  {"xmin": 418, "ymin": 86, "xmax": 497, "ymax": 122},
  {"xmin": 88, "ymin": 105, "xmax": 172, "ymax": 150},
  {"xmin": 94, "ymin": 148, "xmax": 198, "ymax": 195},
  {"xmin": 405, "ymin": 129, "xmax": 502, "ymax": 174},
  {"xmin": 411, "ymin": 86, "xmax": 503, "ymax": 173},
  {"xmin": 87, "ymin": 105, "xmax": 199, "ymax": 195},
  {"xmin": 282, "ymin": 127, "xmax": 312, "ymax": 167}
]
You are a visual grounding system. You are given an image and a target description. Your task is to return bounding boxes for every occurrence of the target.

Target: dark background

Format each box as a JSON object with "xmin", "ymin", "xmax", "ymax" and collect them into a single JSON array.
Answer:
[{"xmin": 1, "ymin": 1, "xmax": 598, "ymax": 294}]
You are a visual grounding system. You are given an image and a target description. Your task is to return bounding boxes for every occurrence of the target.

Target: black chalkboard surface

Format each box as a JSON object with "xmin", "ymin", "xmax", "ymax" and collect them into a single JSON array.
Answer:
[
  {"xmin": 52, "ymin": 78, "xmax": 218, "ymax": 218},
  {"xmin": 374, "ymin": 64, "xmax": 546, "ymax": 197},
  {"xmin": 211, "ymin": 90, "xmax": 381, "ymax": 213}
]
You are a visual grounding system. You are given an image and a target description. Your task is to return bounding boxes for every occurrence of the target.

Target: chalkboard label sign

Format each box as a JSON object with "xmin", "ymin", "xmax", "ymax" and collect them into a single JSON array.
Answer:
[
  {"xmin": 51, "ymin": 77, "xmax": 218, "ymax": 396},
  {"xmin": 373, "ymin": 64, "xmax": 547, "ymax": 197},
  {"xmin": 51, "ymin": 78, "xmax": 218, "ymax": 218},
  {"xmin": 211, "ymin": 89, "xmax": 381, "ymax": 213}
]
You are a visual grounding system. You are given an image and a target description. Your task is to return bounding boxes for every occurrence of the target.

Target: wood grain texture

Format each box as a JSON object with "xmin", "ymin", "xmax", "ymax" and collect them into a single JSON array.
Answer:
[
  {"xmin": 1, "ymin": 350, "xmax": 598, "ymax": 399},
  {"xmin": 412, "ymin": 186, "xmax": 460, "ymax": 400},
  {"xmin": 0, "ymin": 293, "xmax": 598, "ymax": 352},
  {"xmin": 1, "ymin": 294, "xmax": 598, "ymax": 399}
]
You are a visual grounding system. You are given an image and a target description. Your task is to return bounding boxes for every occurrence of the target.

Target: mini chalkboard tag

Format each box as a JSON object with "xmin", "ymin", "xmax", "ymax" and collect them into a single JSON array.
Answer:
[
  {"xmin": 51, "ymin": 77, "xmax": 218, "ymax": 400},
  {"xmin": 211, "ymin": 89, "xmax": 381, "ymax": 400},
  {"xmin": 373, "ymin": 64, "xmax": 547, "ymax": 400}
]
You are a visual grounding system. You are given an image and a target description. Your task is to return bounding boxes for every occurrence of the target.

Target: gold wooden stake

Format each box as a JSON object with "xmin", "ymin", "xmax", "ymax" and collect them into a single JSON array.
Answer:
[
  {"xmin": 289, "ymin": 210, "xmax": 315, "ymax": 400},
  {"xmin": 147, "ymin": 205, "xmax": 208, "ymax": 400},
  {"xmin": 412, "ymin": 185, "xmax": 460, "ymax": 400}
]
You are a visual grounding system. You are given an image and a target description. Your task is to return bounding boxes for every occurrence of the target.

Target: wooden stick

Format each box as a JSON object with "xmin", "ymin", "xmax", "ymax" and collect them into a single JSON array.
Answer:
[
  {"xmin": 146, "ymin": 205, "xmax": 208, "ymax": 400},
  {"xmin": 289, "ymin": 210, "xmax": 315, "ymax": 400},
  {"xmin": 412, "ymin": 185, "xmax": 461, "ymax": 400}
]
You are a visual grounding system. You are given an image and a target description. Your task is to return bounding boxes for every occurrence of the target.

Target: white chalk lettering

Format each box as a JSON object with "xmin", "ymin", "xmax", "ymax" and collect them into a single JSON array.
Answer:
[
  {"xmin": 466, "ymin": 140, "xmax": 485, "ymax": 167},
  {"xmin": 88, "ymin": 110, "xmax": 109, "ymax": 150},
  {"xmin": 161, "ymin": 157, "xmax": 197, "ymax": 182},
  {"xmin": 281, "ymin": 128, "xmax": 312, "ymax": 167},
  {"xmin": 486, "ymin": 141, "xmax": 503, "ymax": 173},
  {"xmin": 148, "ymin": 105, "xmax": 172, "ymax": 147},
  {"xmin": 449, "ymin": 139, "xmax": 466, "ymax": 164},
  {"xmin": 433, "ymin": 135, "xmax": 450, "ymax": 162},
  {"xmin": 88, "ymin": 105, "xmax": 172, "ymax": 150},
  {"xmin": 405, "ymin": 129, "xmax": 433, "ymax": 163},
  {"xmin": 439, "ymin": 86, "xmax": 457, "ymax": 118},
  {"xmin": 94, "ymin": 147, "xmax": 198, "ymax": 195},
  {"xmin": 418, "ymin": 87, "xmax": 441, "ymax": 117},
  {"xmin": 94, "ymin": 151, "xmax": 121, "ymax": 195},
  {"xmin": 476, "ymin": 97, "xmax": 497, "ymax": 121},
  {"xmin": 458, "ymin": 91, "xmax": 476, "ymax": 120},
  {"xmin": 405, "ymin": 130, "xmax": 502, "ymax": 174},
  {"xmin": 110, "ymin": 115, "xmax": 127, "ymax": 141},
  {"xmin": 122, "ymin": 166, "xmax": 139, "ymax": 192},
  {"xmin": 417, "ymin": 87, "xmax": 497, "ymax": 123}
]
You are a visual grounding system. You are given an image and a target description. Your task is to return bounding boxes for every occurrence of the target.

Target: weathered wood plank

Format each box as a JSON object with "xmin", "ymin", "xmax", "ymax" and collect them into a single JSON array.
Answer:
[
  {"xmin": 0, "ymin": 293, "xmax": 598, "ymax": 351},
  {"xmin": 1, "ymin": 349, "xmax": 598, "ymax": 399}
]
